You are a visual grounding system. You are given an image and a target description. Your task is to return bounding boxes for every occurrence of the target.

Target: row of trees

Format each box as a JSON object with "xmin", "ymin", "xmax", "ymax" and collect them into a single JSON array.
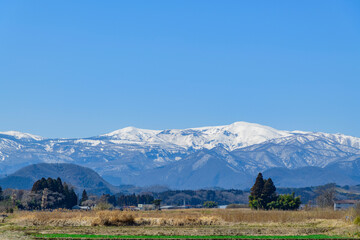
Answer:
[
  {"xmin": 78, "ymin": 190, "xmax": 155, "ymax": 208},
  {"xmin": 154, "ymin": 189, "xmax": 246, "ymax": 206},
  {"xmin": 116, "ymin": 194, "xmax": 154, "ymax": 206},
  {"xmin": 249, "ymin": 173, "xmax": 301, "ymax": 210}
]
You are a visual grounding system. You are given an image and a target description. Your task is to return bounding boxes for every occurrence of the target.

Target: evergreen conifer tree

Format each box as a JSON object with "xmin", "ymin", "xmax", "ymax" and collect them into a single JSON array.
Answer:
[
  {"xmin": 80, "ymin": 189, "xmax": 88, "ymax": 204},
  {"xmin": 249, "ymin": 173, "xmax": 265, "ymax": 209},
  {"xmin": 262, "ymin": 178, "xmax": 277, "ymax": 209},
  {"xmin": 251, "ymin": 173, "xmax": 265, "ymax": 199},
  {"xmin": 56, "ymin": 178, "xmax": 63, "ymax": 193}
]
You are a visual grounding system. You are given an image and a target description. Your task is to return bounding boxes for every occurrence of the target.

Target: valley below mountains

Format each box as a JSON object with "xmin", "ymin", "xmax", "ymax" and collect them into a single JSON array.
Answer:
[{"xmin": 1, "ymin": 121, "xmax": 360, "ymax": 189}]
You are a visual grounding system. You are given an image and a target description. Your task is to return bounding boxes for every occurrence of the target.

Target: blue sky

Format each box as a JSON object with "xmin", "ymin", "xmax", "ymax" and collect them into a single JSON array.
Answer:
[{"xmin": 0, "ymin": 0, "xmax": 359, "ymax": 138}]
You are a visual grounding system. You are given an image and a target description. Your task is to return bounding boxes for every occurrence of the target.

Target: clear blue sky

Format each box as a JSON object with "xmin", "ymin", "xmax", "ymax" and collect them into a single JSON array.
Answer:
[{"xmin": 0, "ymin": 0, "xmax": 359, "ymax": 138}]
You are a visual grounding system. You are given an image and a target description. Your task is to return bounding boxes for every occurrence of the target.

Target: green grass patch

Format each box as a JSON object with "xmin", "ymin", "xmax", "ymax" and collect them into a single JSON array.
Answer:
[{"xmin": 34, "ymin": 234, "xmax": 349, "ymax": 239}]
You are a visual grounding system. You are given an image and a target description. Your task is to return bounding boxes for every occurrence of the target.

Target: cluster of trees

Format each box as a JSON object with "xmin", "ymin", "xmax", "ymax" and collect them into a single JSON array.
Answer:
[
  {"xmin": 30, "ymin": 177, "xmax": 78, "ymax": 209},
  {"xmin": 78, "ymin": 191, "xmax": 155, "ymax": 208},
  {"xmin": 249, "ymin": 173, "xmax": 301, "ymax": 210}
]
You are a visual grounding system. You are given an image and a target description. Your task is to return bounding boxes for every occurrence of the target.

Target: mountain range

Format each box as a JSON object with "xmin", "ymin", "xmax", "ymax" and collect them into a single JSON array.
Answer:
[{"xmin": 1, "ymin": 121, "xmax": 360, "ymax": 189}]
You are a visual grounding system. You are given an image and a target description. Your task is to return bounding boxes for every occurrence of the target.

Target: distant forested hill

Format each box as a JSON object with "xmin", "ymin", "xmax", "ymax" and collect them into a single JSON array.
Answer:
[{"xmin": 0, "ymin": 163, "xmax": 119, "ymax": 195}]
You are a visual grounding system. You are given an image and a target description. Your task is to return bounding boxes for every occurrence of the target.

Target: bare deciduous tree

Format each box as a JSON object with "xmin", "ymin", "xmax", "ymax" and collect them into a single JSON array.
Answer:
[{"xmin": 316, "ymin": 184, "xmax": 336, "ymax": 208}]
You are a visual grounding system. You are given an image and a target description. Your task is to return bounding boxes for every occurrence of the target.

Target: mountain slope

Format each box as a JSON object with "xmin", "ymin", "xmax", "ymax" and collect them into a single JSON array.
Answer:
[
  {"xmin": 127, "ymin": 148, "xmax": 254, "ymax": 189},
  {"xmin": 263, "ymin": 156, "xmax": 360, "ymax": 188}
]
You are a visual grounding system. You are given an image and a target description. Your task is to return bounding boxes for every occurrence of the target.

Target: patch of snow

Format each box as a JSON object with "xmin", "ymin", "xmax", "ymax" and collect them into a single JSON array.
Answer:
[
  {"xmin": 0, "ymin": 131, "xmax": 44, "ymax": 141},
  {"xmin": 154, "ymin": 157, "xmax": 165, "ymax": 163},
  {"xmin": 192, "ymin": 154, "xmax": 211, "ymax": 170},
  {"xmin": 75, "ymin": 139, "xmax": 102, "ymax": 146}
]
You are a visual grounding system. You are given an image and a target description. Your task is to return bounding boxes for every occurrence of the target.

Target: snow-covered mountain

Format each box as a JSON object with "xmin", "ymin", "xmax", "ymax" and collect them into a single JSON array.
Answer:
[
  {"xmin": 1, "ymin": 121, "xmax": 360, "ymax": 189},
  {"xmin": 102, "ymin": 122, "xmax": 292, "ymax": 150}
]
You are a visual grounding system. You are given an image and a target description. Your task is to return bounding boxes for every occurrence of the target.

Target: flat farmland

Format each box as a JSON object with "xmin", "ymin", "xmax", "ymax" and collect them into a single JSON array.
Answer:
[{"xmin": 0, "ymin": 209, "xmax": 359, "ymax": 239}]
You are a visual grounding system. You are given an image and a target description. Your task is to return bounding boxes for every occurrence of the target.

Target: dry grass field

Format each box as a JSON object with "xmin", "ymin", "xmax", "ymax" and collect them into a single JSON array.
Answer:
[{"xmin": 1, "ymin": 208, "xmax": 360, "ymax": 239}]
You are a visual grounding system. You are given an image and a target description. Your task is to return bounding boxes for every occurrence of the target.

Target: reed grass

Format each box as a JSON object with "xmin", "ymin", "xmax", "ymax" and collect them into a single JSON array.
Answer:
[{"xmin": 10, "ymin": 208, "xmax": 348, "ymax": 227}]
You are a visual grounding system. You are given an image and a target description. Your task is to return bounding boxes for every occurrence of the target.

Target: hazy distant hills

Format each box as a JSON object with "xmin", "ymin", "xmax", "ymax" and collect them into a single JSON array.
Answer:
[
  {"xmin": 0, "ymin": 163, "xmax": 119, "ymax": 194},
  {"xmin": 264, "ymin": 157, "xmax": 360, "ymax": 187},
  {"xmin": 1, "ymin": 122, "xmax": 360, "ymax": 189}
]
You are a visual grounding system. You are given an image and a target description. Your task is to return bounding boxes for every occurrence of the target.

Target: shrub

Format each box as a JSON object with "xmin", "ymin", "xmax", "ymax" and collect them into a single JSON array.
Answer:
[
  {"xmin": 94, "ymin": 202, "xmax": 113, "ymax": 210},
  {"xmin": 203, "ymin": 201, "xmax": 218, "ymax": 208},
  {"xmin": 92, "ymin": 211, "xmax": 135, "ymax": 226},
  {"xmin": 354, "ymin": 216, "xmax": 360, "ymax": 225}
]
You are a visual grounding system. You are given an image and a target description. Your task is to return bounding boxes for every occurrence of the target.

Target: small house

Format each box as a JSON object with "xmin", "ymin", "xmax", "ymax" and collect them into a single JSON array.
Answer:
[
  {"xmin": 72, "ymin": 205, "xmax": 91, "ymax": 210},
  {"xmin": 334, "ymin": 200, "xmax": 358, "ymax": 211},
  {"xmin": 138, "ymin": 204, "xmax": 155, "ymax": 211}
]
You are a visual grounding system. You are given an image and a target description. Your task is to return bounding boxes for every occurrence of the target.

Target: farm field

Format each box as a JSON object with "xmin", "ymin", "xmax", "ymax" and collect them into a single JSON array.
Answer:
[{"xmin": 0, "ymin": 209, "xmax": 359, "ymax": 239}]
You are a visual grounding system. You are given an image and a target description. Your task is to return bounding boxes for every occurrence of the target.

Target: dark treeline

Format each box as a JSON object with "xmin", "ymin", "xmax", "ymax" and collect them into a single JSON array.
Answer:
[
  {"xmin": 153, "ymin": 189, "xmax": 247, "ymax": 205},
  {"xmin": 100, "ymin": 189, "xmax": 246, "ymax": 207},
  {"xmin": 79, "ymin": 192, "xmax": 155, "ymax": 207},
  {"xmin": 116, "ymin": 194, "xmax": 154, "ymax": 206}
]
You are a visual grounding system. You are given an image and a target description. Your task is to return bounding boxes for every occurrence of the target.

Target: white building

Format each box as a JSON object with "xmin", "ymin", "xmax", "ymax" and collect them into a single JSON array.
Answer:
[
  {"xmin": 334, "ymin": 200, "xmax": 358, "ymax": 211},
  {"xmin": 72, "ymin": 205, "xmax": 91, "ymax": 210}
]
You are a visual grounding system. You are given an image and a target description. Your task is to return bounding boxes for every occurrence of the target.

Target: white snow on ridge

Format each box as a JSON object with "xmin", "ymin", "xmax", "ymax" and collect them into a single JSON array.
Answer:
[
  {"xmin": 102, "ymin": 122, "xmax": 293, "ymax": 151},
  {"xmin": 74, "ymin": 139, "xmax": 103, "ymax": 146},
  {"xmin": 0, "ymin": 131, "xmax": 44, "ymax": 141},
  {"xmin": 101, "ymin": 122, "xmax": 360, "ymax": 151},
  {"xmin": 314, "ymin": 132, "xmax": 360, "ymax": 149},
  {"xmin": 2, "ymin": 122, "xmax": 360, "ymax": 153}
]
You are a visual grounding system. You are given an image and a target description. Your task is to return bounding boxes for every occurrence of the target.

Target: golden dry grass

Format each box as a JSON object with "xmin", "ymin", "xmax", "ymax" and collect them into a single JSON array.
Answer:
[
  {"xmin": 10, "ymin": 208, "xmax": 348, "ymax": 227},
  {"xmin": 5, "ymin": 209, "xmax": 359, "ymax": 237},
  {"xmin": 215, "ymin": 208, "xmax": 347, "ymax": 223}
]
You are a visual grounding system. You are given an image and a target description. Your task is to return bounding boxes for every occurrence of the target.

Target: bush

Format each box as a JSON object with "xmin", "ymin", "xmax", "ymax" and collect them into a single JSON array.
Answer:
[
  {"xmin": 354, "ymin": 216, "xmax": 360, "ymax": 225},
  {"xmin": 92, "ymin": 211, "xmax": 135, "ymax": 226},
  {"xmin": 94, "ymin": 202, "xmax": 113, "ymax": 210},
  {"xmin": 203, "ymin": 201, "xmax": 218, "ymax": 208},
  {"xmin": 267, "ymin": 193, "xmax": 301, "ymax": 210}
]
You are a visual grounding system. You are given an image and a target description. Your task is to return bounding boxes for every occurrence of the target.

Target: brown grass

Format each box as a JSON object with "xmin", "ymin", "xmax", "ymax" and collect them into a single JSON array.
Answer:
[
  {"xmin": 215, "ymin": 208, "xmax": 347, "ymax": 223},
  {"xmin": 92, "ymin": 211, "xmax": 135, "ymax": 226},
  {"xmin": 10, "ymin": 208, "xmax": 348, "ymax": 227},
  {"xmin": 6, "ymin": 209, "xmax": 359, "ymax": 237}
]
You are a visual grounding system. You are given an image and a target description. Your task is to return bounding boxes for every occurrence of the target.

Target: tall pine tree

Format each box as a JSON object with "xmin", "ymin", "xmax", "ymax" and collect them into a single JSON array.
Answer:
[
  {"xmin": 80, "ymin": 189, "xmax": 88, "ymax": 204},
  {"xmin": 262, "ymin": 178, "xmax": 277, "ymax": 209},
  {"xmin": 249, "ymin": 173, "xmax": 265, "ymax": 209},
  {"xmin": 250, "ymin": 173, "xmax": 264, "ymax": 198}
]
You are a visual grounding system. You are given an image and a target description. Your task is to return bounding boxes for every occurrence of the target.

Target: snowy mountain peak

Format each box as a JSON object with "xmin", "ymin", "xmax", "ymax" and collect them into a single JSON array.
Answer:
[
  {"xmin": 102, "ymin": 126, "xmax": 161, "ymax": 144},
  {"xmin": 100, "ymin": 121, "xmax": 293, "ymax": 151},
  {"xmin": 0, "ymin": 131, "xmax": 44, "ymax": 141}
]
